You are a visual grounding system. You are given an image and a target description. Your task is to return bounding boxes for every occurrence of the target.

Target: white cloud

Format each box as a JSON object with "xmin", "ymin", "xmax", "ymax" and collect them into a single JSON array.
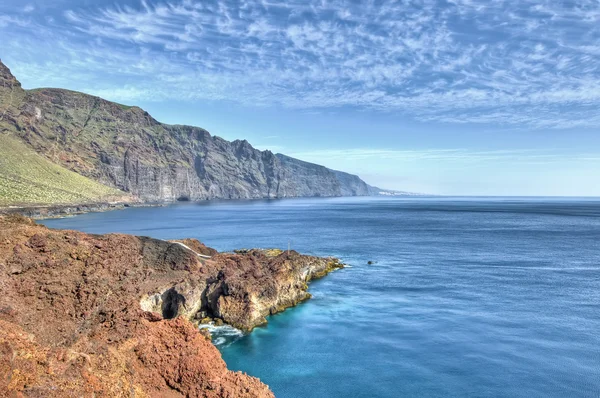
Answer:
[
  {"xmin": 285, "ymin": 148, "xmax": 598, "ymax": 165},
  {"xmin": 0, "ymin": 15, "xmax": 31, "ymax": 28},
  {"xmin": 3, "ymin": 0, "xmax": 600, "ymax": 128}
]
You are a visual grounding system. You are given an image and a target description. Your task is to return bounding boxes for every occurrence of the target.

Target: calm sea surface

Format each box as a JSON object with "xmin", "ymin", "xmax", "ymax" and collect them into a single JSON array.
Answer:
[{"xmin": 42, "ymin": 197, "xmax": 600, "ymax": 397}]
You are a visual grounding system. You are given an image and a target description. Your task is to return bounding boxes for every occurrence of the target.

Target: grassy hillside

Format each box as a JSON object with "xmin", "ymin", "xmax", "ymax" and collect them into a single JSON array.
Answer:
[{"xmin": 0, "ymin": 134, "xmax": 127, "ymax": 206}]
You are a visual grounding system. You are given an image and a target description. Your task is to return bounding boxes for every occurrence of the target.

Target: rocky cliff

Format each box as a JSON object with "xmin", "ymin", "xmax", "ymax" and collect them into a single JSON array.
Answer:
[
  {"xmin": 0, "ymin": 61, "xmax": 380, "ymax": 204},
  {"xmin": 0, "ymin": 215, "xmax": 344, "ymax": 396}
]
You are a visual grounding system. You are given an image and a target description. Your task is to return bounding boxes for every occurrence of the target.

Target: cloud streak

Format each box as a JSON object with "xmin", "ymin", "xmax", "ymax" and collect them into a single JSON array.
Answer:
[
  {"xmin": 286, "ymin": 148, "xmax": 600, "ymax": 165},
  {"xmin": 2, "ymin": 0, "xmax": 600, "ymax": 128}
]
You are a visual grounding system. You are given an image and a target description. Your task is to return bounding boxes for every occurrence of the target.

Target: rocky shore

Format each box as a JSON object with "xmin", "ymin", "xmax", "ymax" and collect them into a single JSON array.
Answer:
[
  {"xmin": 0, "ymin": 202, "xmax": 130, "ymax": 220},
  {"xmin": 0, "ymin": 201, "xmax": 166, "ymax": 220},
  {"xmin": 0, "ymin": 215, "xmax": 343, "ymax": 396}
]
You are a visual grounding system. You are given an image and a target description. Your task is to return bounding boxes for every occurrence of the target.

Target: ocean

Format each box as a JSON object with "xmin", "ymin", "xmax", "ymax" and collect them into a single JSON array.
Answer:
[{"xmin": 42, "ymin": 197, "xmax": 600, "ymax": 397}]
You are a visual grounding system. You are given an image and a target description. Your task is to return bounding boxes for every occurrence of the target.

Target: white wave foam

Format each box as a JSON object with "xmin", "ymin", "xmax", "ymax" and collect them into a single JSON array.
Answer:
[{"xmin": 199, "ymin": 322, "xmax": 244, "ymax": 346}]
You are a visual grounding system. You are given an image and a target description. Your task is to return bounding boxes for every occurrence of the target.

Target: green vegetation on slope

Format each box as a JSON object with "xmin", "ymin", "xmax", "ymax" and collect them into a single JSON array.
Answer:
[{"xmin": 0, "ymin": 134, "xmax": 126, "ymax": 206}]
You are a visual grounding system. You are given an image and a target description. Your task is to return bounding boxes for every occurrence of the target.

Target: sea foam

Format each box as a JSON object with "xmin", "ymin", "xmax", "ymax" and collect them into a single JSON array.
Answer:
[{"xmin": 199, "ymin": 323, "xmax": 244, "ymax": 347}]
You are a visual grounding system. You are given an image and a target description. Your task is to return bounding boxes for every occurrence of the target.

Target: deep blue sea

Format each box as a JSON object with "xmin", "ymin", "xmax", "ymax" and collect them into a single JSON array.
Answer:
[{"xmin": 42, "ymin": 197, "xmax": 600, "ymax": 397}]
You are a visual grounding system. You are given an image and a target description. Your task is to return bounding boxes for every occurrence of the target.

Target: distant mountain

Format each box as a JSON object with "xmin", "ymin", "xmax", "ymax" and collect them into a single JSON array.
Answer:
[
  {"xmin": 369, "ymin": 187, "xmax": 423, "ymax": 196},
  {"xmin": 275, "ymin": 154, "xmax": 374, "ymax": 196},
  {"xmin": 0, "ymin": 60, "xmax": 405, "ymax": 206}
]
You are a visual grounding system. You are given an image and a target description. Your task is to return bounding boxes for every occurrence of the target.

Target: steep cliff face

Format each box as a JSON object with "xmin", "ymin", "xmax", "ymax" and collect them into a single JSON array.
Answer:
[
  {"xmin": 0, "ymin": 215, "xmax": 344, "ymax": 396},
  {"xmin": 0, "ymin": 61, "xmax": 379, "ymax": 204},
  {"xmin": 331, "ymin": 169, "xmax": 373, "ymax": 196}
]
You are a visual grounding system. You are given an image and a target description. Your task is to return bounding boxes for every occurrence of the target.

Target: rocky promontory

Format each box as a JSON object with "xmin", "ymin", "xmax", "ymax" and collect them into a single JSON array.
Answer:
[{"xmin": 0, "ymin": 215, "xmax": 343, "ymax": 396}]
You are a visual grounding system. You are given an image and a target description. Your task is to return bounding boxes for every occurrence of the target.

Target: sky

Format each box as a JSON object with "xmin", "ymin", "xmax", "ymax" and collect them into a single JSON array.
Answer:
[{"xmin": 1, "ymin": 0, "xmax": 600, "ymax": 196}]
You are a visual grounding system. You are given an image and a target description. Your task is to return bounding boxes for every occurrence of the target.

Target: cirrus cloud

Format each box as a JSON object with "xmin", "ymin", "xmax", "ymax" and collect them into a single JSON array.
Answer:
[{"xmin": 1, "ymin": 0, "xmax": 600, "ymax": 129}]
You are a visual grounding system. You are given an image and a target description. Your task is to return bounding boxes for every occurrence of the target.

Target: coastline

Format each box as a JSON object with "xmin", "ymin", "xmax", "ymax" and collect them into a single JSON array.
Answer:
[
  {"xmin": 0, "ymin": 214, "xmax": 344, "ymax": 396},
  {"xmin": 0, "ymin": 195, "xmax": 379, "ymax": 220},
  {"xmin": 0, "ymin": 201, "xmax": 164, "ymax": 220}
]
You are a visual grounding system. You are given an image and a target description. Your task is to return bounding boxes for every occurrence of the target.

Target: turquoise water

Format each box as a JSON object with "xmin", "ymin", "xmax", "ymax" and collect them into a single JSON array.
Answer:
[{"xmin": 43, "ymin": 197, "xmax": 600, "ymax": 397}]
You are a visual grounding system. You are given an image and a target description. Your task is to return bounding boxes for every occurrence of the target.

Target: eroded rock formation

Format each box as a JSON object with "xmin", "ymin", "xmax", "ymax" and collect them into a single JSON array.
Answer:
[{"xmin": 0, "ymin": 215, "xmax": 343, "ymax": 396}]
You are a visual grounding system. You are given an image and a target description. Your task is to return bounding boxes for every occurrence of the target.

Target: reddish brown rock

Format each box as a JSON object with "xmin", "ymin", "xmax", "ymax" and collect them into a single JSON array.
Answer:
[{"xmin": 0, "ymin": 215, "xmax": 343, "ymax": 396}]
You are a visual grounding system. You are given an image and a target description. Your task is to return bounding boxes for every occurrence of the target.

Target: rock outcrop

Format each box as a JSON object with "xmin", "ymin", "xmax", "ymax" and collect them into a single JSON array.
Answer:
[
  {"xmin": 0, "ymin": 61, "xmax": 380, "ymax": 205},
  {"xmin": 193, "ymin": 249, "xmax": 343, "ymax": 330},
  {"xmin": 0, "ymin": 215, "xmax": 343, "ymax": 396}
]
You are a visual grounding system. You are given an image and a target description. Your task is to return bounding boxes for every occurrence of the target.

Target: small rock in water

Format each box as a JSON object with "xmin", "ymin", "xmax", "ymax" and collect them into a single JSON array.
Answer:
[{"xmin": 367, "ymin": 261, "xmax": 374, "ymax": 265}]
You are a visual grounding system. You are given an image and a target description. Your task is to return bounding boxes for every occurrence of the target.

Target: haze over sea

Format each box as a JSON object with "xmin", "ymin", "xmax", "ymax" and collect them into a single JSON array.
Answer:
[{"xmin": 43, "ymin": 197, "xmax": 600, "ymax": 398}]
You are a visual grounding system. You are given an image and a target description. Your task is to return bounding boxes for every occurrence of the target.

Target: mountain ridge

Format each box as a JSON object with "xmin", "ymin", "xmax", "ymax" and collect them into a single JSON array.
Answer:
[{"xmin": 0, "ymin": 60, "xmax": 401, "ymax": 206}]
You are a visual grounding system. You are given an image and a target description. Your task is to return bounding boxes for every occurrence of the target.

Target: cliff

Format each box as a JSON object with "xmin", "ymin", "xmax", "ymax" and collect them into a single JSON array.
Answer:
[
  {"xmin": 0, "ymin": 61, "xmax": 381, "ymax": 205},
  {"xmin": 0, "ymin": 215, "xmax": 344, "ymax": 396}
]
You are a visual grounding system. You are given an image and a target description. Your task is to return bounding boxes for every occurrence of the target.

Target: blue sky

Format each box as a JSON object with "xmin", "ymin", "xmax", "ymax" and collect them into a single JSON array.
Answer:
[{"xmin": 1, "ymin": 0, "xmax": 600, "ymax": 195}]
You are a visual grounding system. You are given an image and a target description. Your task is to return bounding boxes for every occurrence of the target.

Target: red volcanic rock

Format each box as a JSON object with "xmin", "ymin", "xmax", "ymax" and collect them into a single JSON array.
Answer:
[
  {"xmin": 0, "ymin": 215, "xmax": 343, "ymax": 396},
  {"xmin": 202, "ymin": 249, "xmax": 344, "ymax": 330}
]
